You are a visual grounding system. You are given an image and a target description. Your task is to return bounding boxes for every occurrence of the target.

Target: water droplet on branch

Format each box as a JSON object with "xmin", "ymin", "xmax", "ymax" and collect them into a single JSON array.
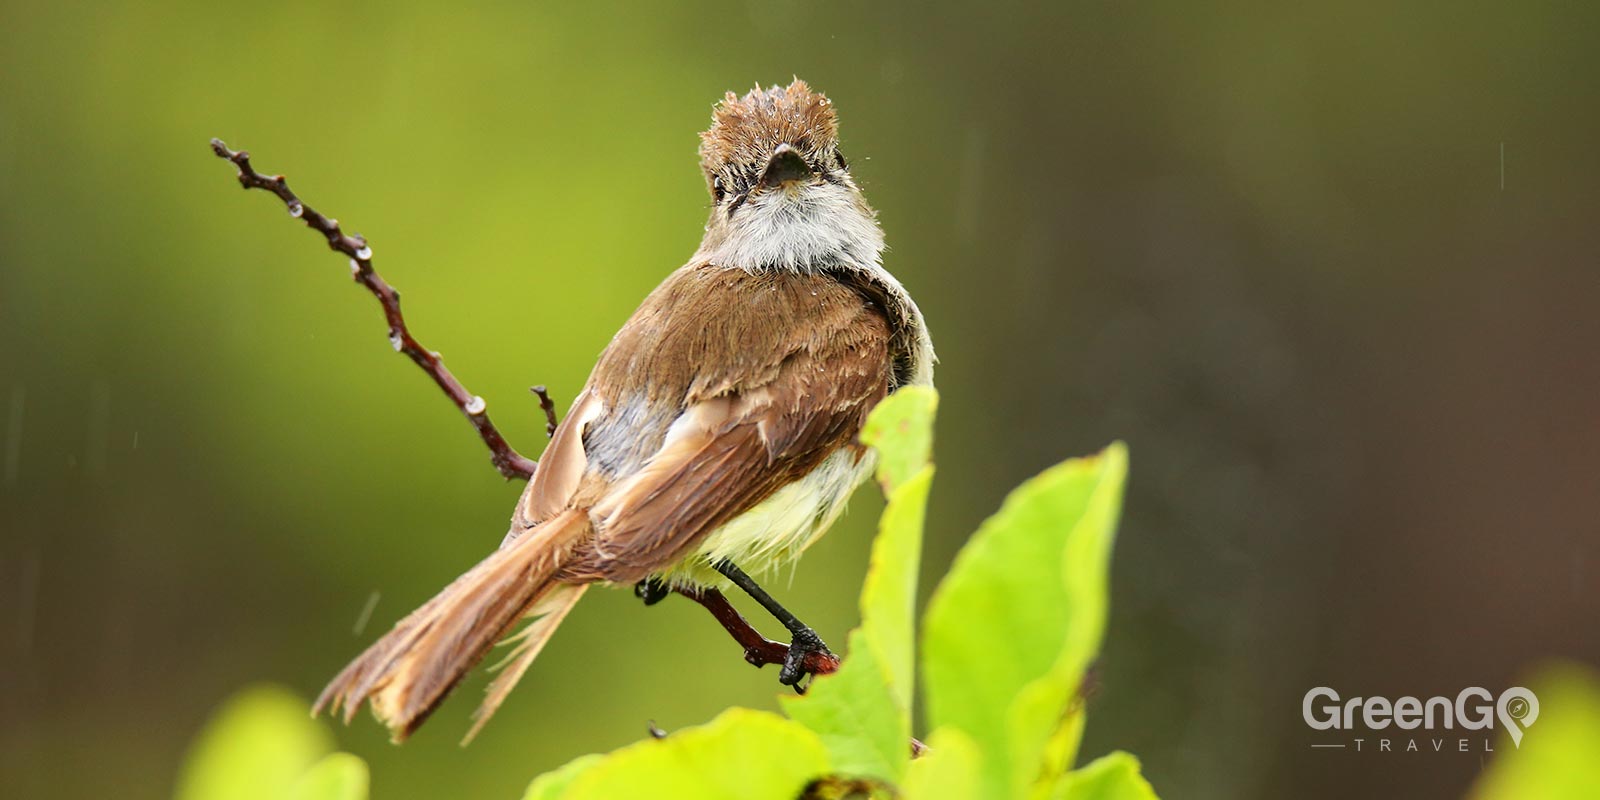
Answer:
[{"xmin": 465, "ymin": 396, "xmax": 487, "ymax": 415}]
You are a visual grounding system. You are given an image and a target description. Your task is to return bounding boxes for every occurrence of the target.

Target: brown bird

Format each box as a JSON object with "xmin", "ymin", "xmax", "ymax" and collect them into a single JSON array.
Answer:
[{"xmin": 315, "ymin": 79, "xmax": 934, "ymax": 743}]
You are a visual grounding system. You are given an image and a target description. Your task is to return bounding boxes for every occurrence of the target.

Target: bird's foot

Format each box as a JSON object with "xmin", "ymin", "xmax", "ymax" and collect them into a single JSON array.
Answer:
[
  {"xmin": 634, "ymin": 578, "xmax": 670, "ymax": 606},
  {"xmin": 779, "ymin": 627, "xmax": 835, "ymax": 693}
]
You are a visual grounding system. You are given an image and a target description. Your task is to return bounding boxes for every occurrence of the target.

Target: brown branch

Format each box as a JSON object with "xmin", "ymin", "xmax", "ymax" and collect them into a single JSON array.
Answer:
[
  {"xmin": 530, "ymin": 385, "xmax": 558, "ymax": 437},
  {"xmin": 676, "ymin": 587, "xmax": 841, "ymax": 678},
  {"xmin": 208, "ymin": 138, "xmax": 539, "ymax": 481}
]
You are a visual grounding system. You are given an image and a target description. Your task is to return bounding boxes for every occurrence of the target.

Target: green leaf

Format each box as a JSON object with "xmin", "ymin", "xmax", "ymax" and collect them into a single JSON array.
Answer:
[
  {"xmin": 291, "ymin": 753, "xmax": 370, "ymax": 800},
  {"xmin": 1469, "ymin": 663, "xmax": 1600, "ymax": 800},
  {"xmin": 1031, "ymin": 701, "xmax": 1086, "ymax": 800},
  {"xmin": 783, "ymin": 388, "xmax": 937, "ymax": 782},
  {"xmin": 856, "ymin": 386, "xmax": 939, "ymax": 694},
  {"xmin": 921, "ymin": 443, "xmax": 1129, "ymax": 800},
  {"xmin": 860, "ymin": 385, "xmax": 938, "ymax": 494},
  {"xmin": 1052, "ymin": 752, "xmax": 1158, "ymax": 800},
  {"xmin": 175, "ymin": 684, "xmax": 337, "ymax": 800},
  {"xmin": 522, "ymin": 754, "xmax": 604, "ymax": 800},
  {"xmin": 559, "ymin": 708, "xmax": 830, "ymax": 800},
  {"xmin": 902, "ymin": 728, "xmax": 983, "ymax": 800}
]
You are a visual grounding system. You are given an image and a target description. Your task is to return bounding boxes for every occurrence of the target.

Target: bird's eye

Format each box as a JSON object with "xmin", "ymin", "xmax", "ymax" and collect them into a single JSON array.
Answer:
[
  {"xmin": 834, "ymin": 148, "xmax": 848, "ymax": 170},
  {"xmin": 711, "ymin": 175, "xmax": 726, "ymax": 202}
]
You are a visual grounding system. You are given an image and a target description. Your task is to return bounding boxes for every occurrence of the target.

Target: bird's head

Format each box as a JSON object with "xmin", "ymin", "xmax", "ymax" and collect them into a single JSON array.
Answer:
[{"xmin": 695, "ymin": 80, "xmax": 882, "ymax": 272}]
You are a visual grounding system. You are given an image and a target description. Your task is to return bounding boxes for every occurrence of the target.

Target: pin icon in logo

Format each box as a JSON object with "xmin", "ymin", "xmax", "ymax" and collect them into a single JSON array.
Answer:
[{"xmin": 1497, "ymin": 687, "xmax": 1539, "ymax": 748}]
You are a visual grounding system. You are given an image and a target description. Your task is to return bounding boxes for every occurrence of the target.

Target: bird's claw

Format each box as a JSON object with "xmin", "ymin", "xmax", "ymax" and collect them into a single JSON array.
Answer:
[{"xmin": 779, "ymin": 628, "xmax": 831, "ymax": 693}]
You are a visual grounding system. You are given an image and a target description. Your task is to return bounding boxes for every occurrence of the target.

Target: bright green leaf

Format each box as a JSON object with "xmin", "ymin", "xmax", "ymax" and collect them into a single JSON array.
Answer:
[
  {"xmin": 291, "ymin": 753, "xmax": 369, "ymax": 800},
  {"xmin": 861, "ymin": 385, "xmax": 937, "ymax": 494},
  {"xmin": 903, "ymin": 727, "xmax": 983, "ymax": 800},
  {"xmin": 859, "ymin": 466, "xmax": 934, "ymax": 703},
  {"xmin": 522, "ymin": 754, "xmax": 603, "ymax": 800},
  {"xmin": 174, "ymin": 684, "xmax": 336, "ymax": 800},
  {"xmin": 856, "ymin": 386, "xmax": 937, "ymax": 696},
  {"xmin": 1028, "ymin": 698, "xmax": 1086, "ymax": 800},
  {"xmin": 559, "ymin": 708, "xmax": 829, "ymax": 800},
  {"xmin": 1469, "ymin": 663, "xmax": 1600, "ymax": 800},
  {"xmin": 784, "ymin": 389, "xmax": 937, "ymax": 782},
  {"xmin": 922, "ymin": 443, "xmax": 1129, "ymax": 799},
  {"xmin": 1052, "ymin": 752, "xmax": 1158, "ymax": 800}
]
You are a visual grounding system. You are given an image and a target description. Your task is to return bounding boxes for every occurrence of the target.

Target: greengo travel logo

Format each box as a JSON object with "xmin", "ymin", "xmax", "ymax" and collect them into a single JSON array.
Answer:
[{"xmin": 1302, "ymin": 687, "xmax": 1539, "ymax": 752}]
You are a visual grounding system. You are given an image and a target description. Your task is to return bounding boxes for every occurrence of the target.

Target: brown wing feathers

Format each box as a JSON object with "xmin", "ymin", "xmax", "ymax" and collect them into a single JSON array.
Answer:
[{"xmin": 566, "ymin": 266, "xmax": 891, "ymax": 583}]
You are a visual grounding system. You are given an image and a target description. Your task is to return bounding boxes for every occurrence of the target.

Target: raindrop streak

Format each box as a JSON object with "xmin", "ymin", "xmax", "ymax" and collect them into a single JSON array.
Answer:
[
  {"xmin": 352, "ymin": 591, "xmax": 381, "ymax": 636},
  {"xmin": 3, "ymin": 386, "xmax": 22, "ymax": 485},
  {"xmin": 465, "ymin": 396, "xmax": 487, "ymax": 415}
]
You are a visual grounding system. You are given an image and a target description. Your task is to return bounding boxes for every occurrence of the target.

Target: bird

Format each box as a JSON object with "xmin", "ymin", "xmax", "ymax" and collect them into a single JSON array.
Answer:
[{"xmin": 314, "ymin": 79, "xmax": 934, "ymax": 743}]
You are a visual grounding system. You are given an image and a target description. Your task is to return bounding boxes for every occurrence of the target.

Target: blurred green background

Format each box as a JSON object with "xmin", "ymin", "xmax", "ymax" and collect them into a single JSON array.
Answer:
[{"xmin": 2, "ymin": 2, "xmax": 1597, "ymax": 798}]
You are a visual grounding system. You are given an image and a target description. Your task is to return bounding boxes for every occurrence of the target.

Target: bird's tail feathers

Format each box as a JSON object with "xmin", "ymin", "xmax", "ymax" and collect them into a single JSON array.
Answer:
[
  {"xmin": 314, "ymin": 509, "xmax": 590, "ymax": 742},
  {"xmin": 463, "ymin": 581, "xmax": 588, "ymax": 744}
]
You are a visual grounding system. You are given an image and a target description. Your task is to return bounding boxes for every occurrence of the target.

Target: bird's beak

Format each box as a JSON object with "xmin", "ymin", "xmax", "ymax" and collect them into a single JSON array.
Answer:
[{"xmin": 755, "ymin": 143, "xmax": 815, "ymax": 191}]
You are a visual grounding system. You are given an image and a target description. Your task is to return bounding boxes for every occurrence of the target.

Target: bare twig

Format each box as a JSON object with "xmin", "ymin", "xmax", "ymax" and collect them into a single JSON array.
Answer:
[
  {"xmin": 676, "ymin": 587, "xmax": 841, "ymax": 678},
  {"xmin": 208, "ymin": 138, "xmax": 539, "ymax": 481},
  {"xmin": 530, "ymin": 385, "xmax": 558, "ymax": 437}
]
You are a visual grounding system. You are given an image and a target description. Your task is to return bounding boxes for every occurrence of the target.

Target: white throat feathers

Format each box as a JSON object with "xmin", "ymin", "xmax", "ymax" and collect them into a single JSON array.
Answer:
[{"xmin": 694, "ymin": 181, "xmax": 885, "ymax": 274}]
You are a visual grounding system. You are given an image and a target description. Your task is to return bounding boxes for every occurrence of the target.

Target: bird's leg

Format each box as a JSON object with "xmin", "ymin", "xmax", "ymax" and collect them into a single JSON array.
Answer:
[
  {"xmin": 635, "ymin": 577, "xmax": 840, "ymax": 689},
  {"xmin": 713, "ymin": 560, "xmax": 834, "ymax": 690}
]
